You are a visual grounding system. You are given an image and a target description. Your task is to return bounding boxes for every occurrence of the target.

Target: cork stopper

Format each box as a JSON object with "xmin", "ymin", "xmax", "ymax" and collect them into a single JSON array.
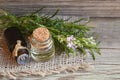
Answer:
[{"xmin": 32, "ymin": 27, "xmax": 50, "ymax": 42}]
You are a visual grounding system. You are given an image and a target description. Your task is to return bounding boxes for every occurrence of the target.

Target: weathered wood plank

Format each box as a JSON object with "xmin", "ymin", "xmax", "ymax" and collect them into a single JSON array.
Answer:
[
  {"xmin": 1, "ymin": 0, "xmax": 120, "ymax": 17},
  {"xmin": 88, "ymin": 18, "xmax": 120, "ymax": 49}
]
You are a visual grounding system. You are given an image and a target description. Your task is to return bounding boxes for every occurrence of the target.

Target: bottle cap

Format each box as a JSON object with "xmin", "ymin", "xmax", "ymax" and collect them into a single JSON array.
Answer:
[
  {"xmin": 16, "ymin": 48, "xmax": 30, "ymax": 65},
  {"xmin": 17, "ymin": 53, "xmax": 30, "ymax": 65},
  {"xmin": 32, "ymin": 27, "xmax": 50, "ymax": 42}
]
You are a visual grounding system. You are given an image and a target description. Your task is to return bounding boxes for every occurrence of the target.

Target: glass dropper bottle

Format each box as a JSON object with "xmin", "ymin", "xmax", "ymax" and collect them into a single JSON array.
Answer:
[{"xmin": 4, "ymin": 27, "xmax": 30, "ymax": 65}]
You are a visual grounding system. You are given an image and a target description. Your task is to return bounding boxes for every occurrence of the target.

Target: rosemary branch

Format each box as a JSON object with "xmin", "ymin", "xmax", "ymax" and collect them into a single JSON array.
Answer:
[{"xmin": 0, "ymin": 8, "xmax": 101, "ymax": 60}]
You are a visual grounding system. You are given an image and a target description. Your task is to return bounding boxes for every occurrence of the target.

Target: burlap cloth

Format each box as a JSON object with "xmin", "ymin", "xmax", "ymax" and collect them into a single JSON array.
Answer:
[{"xmin": 0, "ymin": 16, "xmax": 92, "ymax": 79}]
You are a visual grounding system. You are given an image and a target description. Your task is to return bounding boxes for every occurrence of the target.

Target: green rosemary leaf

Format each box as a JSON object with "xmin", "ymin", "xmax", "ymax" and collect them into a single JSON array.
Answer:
[
  {"xmin": 89, "ymin": 49, "xmax": 95, "ymax": 60},
  {"xmin": 78, "ymin": 48, "xmax": 86, "ymax": 55},
  {"xmin": 64, "ymin": 17, "xmax": 72, "ymax": 21},
  {"xmin": 94, "ymin": 48, "xmax": 101, "ymax": 55},
  {"xmin": 31, "ymin": 6, "xmax": 45, "ymax": 15},
  {"xmin": 48, "ymin": 9, "xmax": 59, "ymax": 19},
  {"xmin": 73, "ymin": 18, "xmax": 85, "ymax": 23},
  {"xmin": 41, "ymin": 10, "xmax": 51, "ymax": 18}
]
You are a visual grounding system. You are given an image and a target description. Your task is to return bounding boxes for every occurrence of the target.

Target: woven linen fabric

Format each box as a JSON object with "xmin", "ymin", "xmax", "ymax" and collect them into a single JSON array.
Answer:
[{"xmin": 0, "ymin": 16, "xmax": 91, "ymax": 79}]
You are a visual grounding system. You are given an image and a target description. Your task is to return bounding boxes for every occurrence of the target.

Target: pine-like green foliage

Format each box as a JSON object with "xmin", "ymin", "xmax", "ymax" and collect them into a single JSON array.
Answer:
[{"xmin": 0, "ymin": 8, "xmax": 101, "ymax": 60}]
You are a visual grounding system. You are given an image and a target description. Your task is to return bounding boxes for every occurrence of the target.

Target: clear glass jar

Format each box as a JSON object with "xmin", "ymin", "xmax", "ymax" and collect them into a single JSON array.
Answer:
[{"xmin": 29, "ymin": 27, "xmax": 55, "ymax": 62}]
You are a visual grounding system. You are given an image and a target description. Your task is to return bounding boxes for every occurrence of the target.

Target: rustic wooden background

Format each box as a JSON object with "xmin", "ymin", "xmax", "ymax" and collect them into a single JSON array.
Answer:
[
  {"xmin": 0, "ymin": 0, "xmax": 120, "ymax": 80},
  {"xmin": 0, "ymin": 0, "xmax": 120, "ymax": 17}
]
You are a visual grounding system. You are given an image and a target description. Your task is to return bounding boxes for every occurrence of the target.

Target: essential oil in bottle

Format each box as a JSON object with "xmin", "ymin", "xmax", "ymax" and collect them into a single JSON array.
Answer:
[
  {"xmin": 4, "ymin": 27, "xmax": 30, "ymax": 65},
  {"xmin": 29, "ymin": 27, "xmax": 55, "ymax": 62}
]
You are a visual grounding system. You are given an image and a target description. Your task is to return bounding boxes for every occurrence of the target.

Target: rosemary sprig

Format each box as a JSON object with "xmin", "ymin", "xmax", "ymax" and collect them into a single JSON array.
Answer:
[{"xmin": 0, "ymin": 8, "xmax": 101, "ymax": 60}]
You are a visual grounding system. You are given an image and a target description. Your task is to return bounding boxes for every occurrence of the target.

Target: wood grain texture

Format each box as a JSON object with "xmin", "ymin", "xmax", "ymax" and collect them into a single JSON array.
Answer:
[
  {"xmin": 0, "ymin": 1, "xmax": 120, "ymax": 79},
  {"xmin": 88, "ymin": 18, "xmax": 120, "ymax": 49},
  {"xmin": 1, "ymin": 0, "xmax": 120, "ymax": 17}
]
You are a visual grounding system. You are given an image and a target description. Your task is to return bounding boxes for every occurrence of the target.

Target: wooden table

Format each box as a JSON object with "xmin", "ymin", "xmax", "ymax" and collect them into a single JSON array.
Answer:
[{"xmin": 0, "ymin": 0, "xmax": 120, "ymax": 80}]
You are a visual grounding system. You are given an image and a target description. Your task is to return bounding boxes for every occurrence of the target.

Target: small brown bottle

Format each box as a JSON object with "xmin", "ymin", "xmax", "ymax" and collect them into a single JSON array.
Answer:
[{"xmin": 4, "ymin": 27, "xmax": 30, "ymax": 65}]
